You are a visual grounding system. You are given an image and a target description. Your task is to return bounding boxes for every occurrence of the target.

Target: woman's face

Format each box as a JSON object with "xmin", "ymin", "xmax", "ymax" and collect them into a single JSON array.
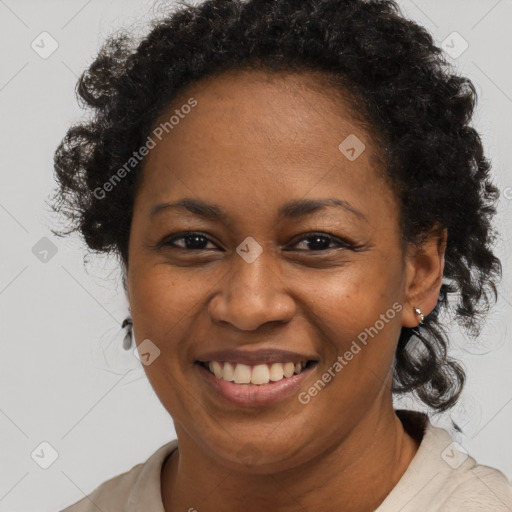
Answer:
[{"xmin": 127, "ymin": 69, "xmax": 422, "ymax": 471}]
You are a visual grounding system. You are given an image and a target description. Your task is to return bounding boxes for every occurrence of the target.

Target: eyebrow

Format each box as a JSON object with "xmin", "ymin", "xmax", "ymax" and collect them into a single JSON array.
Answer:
[
  {"xmin": 150, "ymin": 197, "xmax": 367, "ymax": 222},
  {"xmin": 150, "ymin": 197, "xmax": 368, "ymax": 222}
]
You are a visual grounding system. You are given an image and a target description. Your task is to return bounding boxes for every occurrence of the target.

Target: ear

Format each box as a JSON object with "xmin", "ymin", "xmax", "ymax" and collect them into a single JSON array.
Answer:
[{"xmin": 401, "ymin": 226, "xmax": 447, "ymax": 328}]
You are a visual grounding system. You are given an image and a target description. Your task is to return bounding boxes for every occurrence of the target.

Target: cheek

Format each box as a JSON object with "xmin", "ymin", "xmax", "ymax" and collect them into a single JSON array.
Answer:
[
  {"xmin": 293, "ymin": 256, "xmax": 404, "ymax": 389},
  {"xmin": 306, "ymin": 277, "xmax": 402, "ymax": 413},
  {"xmin": 128, "ymin": 263, "xmax": 205, "ymax": 337},
  {"xmin": 127, "ymin": 264, "xmax": 196, "ymax": 408},
  {"xmin": 293, "ymin": 252, "xmax": 403, "ymax": 334},
  {"xmin": 128, "ymin": 268, "xmax": 170, "ymax": 356}
]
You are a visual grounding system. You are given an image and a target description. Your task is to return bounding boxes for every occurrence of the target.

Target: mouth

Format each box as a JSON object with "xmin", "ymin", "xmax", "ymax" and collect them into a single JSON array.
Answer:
[
  {"xmin": 194, "ymin": 358, "xmax": 319, "ymax": 407},
  {"xmin": 195, "ymin": 359, "xmax": 317, "ymax": 385}
]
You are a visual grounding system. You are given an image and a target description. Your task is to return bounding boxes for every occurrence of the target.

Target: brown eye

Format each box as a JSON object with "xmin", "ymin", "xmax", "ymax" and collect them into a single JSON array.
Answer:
[
  {"xmin": 291, "ymin": 233, "xmax": 348, "ymax": 251},
  {"xmin": 159, "ymin": 232, "xmax": 218, "ymax": 251},
  {"xmin": 287, "ymin": 231, "xmax": 361, "ymax": 252}
]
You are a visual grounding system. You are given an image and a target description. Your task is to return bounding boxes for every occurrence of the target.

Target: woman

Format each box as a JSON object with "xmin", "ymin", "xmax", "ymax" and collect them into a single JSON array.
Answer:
[{"xmin": 53, "ymin": 0, "xmax": 512, "ymax": 510}]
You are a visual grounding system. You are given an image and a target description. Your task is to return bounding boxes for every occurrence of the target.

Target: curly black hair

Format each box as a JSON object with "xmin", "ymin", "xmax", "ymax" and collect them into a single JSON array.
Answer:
[{"xmin": 49, "ymin": 0, "xmax": 502, "ymax": 414}]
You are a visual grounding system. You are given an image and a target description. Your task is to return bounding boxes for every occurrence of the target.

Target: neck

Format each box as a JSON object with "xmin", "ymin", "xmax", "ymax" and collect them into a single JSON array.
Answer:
[{"xmin": 161, "ymin": 403, "xmax": 421, "ymax": 512}]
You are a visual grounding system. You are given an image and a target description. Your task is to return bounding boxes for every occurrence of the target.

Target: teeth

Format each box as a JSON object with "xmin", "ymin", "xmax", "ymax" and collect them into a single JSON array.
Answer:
[
  {"xmin": 223, "ymin": 362, "xmax": 235, "ymax": 381},
  {"xmin": 251, "ymin": 364, "xmax": 270, "ymax": 385},
  {"xmin": 269, "ymin": 362, "xmax": 284, "ymax": 381},
  {"xmin": 283, "ymin": 362, "xmax": 295, "ymax": 378},
  {"xmin": 210, "ymin": 361, "xmax": 223, "ymax": 379},
  {"xmin": 234, "ymin": 363, "xmax": 251, "ymax": 384},
  {"xmin": 204, "ymin": 360, "xmax": 309, "ymax": 385}
]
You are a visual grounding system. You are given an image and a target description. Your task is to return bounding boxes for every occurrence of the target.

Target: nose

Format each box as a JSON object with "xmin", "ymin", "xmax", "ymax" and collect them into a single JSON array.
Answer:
[{"xmin": 207, "ymin": 249, "xmax": 296, "ymax": 332}]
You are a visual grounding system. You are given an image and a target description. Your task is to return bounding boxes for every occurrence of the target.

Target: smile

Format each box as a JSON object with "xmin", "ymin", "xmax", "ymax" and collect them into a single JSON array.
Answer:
[
  {"xmin": 198, "ymin": 360, "xmax": 314, "ymax": 385},
  {"xmin": 195, "ymin": 359, "xmax": 318, "ymax": 407}
]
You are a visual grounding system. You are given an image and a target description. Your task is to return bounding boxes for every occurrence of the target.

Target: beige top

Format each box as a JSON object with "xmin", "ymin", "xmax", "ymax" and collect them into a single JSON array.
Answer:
[{"xmin": 60, "ymin": 410, "xmax": 512, "ymax": 511}]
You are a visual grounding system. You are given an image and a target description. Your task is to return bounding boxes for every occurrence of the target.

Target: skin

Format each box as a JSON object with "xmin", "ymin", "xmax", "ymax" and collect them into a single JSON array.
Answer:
[{"xmin": 126, "ymin": 69, "xmax": 447, "ymax": 511}]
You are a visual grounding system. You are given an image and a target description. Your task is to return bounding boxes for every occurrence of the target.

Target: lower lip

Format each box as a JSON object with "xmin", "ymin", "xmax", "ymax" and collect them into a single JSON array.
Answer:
[{"xmin": 196, "ymin": 362, "xmax": 316, "ymax": 407}]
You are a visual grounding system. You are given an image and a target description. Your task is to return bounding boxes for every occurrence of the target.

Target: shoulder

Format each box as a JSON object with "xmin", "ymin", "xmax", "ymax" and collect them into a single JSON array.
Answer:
[
  {"xmin": 60, "ymin": 463, "xmax": 142, "ymax": 512},
  {"xmin": 439, "ymin": 462, "xmax": 512, "ymax": 511},
  {"xmin": 377, "ymin": 410, "xmax": 512, "ymax": 512},
  {"xmin": 59, "ymin": 439, "xmax": 178, "ymax": 512}
]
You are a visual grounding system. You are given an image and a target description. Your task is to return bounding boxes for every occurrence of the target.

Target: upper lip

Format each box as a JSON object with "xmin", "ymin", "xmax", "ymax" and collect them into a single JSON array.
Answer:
[{"xmin": 195, "ymin": 348, "xmax": 318, "ymax": 366}]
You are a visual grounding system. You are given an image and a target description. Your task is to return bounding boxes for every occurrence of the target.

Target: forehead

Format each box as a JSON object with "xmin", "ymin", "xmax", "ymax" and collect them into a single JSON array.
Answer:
[
  {"xmin": 162, "ymin": 68, "xmax": 368, "ymax": 148},
  {"xmin": 135, "ymin": 69, "xmax": 395, "ymax": 226}
]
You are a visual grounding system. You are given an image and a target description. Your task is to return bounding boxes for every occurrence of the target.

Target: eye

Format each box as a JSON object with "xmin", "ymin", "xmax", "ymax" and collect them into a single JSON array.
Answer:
[
  {"xmin": 160, "ymin": 232, "xmax": 218, "ymax": 251},
  {"xmin": 290, "ymin": 232, "xmax": 353, "ymax": 251},
  {"xmin": 158, "ymin": 231, "xmax": 356, "ymax": 252}
]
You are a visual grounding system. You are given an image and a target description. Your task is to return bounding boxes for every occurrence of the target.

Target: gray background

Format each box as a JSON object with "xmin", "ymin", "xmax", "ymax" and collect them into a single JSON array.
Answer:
[{"xmin": 0, "ymin": 0, "xmax": 511, "ymax": 510}]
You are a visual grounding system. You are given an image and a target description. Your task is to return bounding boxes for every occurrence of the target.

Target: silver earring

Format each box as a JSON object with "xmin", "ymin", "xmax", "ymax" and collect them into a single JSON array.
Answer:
[
  {"xmin": 122, "ymin": 317, "xmax": 133, "ymax": 350},
  {"xmin": 413, "ymin": 306, "xmax": 424, "ymax": 325}
]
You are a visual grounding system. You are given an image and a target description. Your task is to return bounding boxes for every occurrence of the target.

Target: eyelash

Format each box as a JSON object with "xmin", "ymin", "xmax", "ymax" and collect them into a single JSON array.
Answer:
[{"xmin": 158, "ymin": 231, "xmax": 357, "ymax": 252}]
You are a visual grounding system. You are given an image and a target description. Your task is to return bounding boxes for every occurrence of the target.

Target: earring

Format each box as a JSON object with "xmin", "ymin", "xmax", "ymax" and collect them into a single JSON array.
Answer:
[
  {"xmin": 413, "ymin": 306, "xmax": 424, "ymax": 325},
  {"xmin": 121, "ymin": 317, "xmax": 133, "ymax": 350}
]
